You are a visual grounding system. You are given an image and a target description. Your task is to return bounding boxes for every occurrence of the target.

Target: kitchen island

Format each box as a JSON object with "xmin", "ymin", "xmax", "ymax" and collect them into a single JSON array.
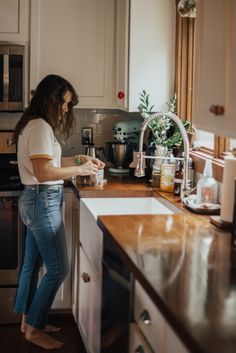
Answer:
[{"xmin": 72, "ymin": 171, "xmax": 235, "ymax": 353}]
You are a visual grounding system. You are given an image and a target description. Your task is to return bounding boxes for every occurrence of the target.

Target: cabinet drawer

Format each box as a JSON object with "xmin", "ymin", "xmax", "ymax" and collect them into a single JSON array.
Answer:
[
  {"xmin": 129, "ymin": 323, "xmax": 153, "ymax": 353},
  {"xmin": 134, "ymin": 281, "xmax": 165, "ymax": 353},
  {"xmin": 80, "ymin": 201, "xmax": 103, "ymax": 276}
]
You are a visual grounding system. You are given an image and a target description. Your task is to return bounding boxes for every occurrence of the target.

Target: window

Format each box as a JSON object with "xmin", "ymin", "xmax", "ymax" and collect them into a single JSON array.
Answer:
[{"xmin": 195, "ymin": 130, "xmax": 214, "ymax": 151}]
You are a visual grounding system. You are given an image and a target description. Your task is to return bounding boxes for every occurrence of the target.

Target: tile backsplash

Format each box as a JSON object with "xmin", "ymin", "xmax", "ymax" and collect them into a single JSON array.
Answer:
[{"xmin": 0, "ymin": 109, "xmax": 141, "ymax": 160}]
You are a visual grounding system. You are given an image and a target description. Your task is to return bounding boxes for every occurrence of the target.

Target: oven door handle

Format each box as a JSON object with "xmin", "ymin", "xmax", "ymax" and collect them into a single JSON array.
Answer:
[{"xmin": 102, "ymin": 259, "xmax": 130, "ymax": 291}]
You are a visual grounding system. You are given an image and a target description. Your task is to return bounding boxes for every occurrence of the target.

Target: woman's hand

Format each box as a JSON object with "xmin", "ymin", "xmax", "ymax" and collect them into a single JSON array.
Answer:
[
  {"xmin": 76, "ymin": 155, "xmax": 105, "ymax": 169},
  {"xmin": 77, "ymin": 160, "xmax": 98, "ymax": 176}
]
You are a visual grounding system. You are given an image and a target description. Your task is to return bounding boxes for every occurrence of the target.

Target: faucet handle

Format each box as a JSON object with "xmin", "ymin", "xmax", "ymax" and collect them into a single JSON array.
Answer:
[{"xmin": 134, "ymin": 152, "xmax": 146, "ymax": 177}]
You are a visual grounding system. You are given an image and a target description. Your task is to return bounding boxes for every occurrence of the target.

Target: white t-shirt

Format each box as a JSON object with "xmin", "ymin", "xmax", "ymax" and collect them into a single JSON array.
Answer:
[{"xmin": 17, "ymin": 118, "xmax": 63, "ymax": 185}]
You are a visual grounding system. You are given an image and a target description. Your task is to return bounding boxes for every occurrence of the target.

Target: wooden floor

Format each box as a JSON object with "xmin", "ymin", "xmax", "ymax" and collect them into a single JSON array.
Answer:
[{"xmin": 0, "ymin": 314, "xmax": 86, "ymax": 353}]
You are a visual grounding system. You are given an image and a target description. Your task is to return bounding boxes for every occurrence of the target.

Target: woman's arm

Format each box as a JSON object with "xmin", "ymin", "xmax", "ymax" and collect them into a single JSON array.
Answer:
[
  {"xmin": 61, "ymin": 154, "xmax": 105, "ymax": 168},
  {"xmin": 32, "ymin": 158, "xmax": 98, "ymax": 182}
]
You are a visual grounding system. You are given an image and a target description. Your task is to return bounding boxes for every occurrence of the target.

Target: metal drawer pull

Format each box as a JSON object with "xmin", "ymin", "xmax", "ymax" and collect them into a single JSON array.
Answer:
[
  {"xmin": 135, "ymin": 345, "xmax": 145, "ymax": 353},
  {"xmin": 209, "ymin": 105, "xmax": 224, "ymax": 115},
  {"xmin": 81, "ymin": 272, "xmax": 90, "ymax": 283},
  {"xmin": 139, "ymin": 309, "xmax": 151, "ymax": 325}
]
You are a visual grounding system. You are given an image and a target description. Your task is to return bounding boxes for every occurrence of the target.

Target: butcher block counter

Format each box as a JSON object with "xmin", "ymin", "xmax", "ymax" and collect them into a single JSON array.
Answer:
[{"xmin": 72, "ymin": 171, "xmax": 236, "ymax": 353}]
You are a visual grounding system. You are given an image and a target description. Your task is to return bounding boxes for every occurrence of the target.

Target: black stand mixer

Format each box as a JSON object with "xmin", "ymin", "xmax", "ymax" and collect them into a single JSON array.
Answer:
[{"xmin": 106, "ymin": 119, "xmax": 142, "ymax": 174}]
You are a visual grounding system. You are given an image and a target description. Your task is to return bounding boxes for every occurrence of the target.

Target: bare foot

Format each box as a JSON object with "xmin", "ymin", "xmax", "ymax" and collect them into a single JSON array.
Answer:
[
  {"xmin": 21, "ymin": 314, "xmax": 61, "ymax": 333},
  {"xmin": 25, "ymin": 327, "xmax": 64, "ymax": 350}
]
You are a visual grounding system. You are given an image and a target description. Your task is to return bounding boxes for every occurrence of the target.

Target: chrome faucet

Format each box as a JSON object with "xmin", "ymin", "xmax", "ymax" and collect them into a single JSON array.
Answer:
[{"xmin": 135, "ymin": 111, "xmax": 190, "ymax": 198}]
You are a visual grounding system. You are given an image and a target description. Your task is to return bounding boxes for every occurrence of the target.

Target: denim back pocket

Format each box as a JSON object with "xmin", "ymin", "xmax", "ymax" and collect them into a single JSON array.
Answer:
[{"xmin": 19, "ymin": 193, "xmax": 35, "ymax": 227}]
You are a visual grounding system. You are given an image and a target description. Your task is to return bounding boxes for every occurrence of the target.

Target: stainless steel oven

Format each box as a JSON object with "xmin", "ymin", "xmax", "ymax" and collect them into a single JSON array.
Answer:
[
  {"xmin": 0, "ymin": 131, "xmax": 25, "ymax": 323},
  {"xmin": 0, "ymin": 191, "xmax": 25, "ymax": 323}
]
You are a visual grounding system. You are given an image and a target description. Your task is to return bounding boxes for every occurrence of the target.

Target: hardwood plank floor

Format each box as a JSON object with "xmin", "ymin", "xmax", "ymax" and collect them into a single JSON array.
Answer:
[{"xmin": 0, "ymin": 314, "xmax": 86, "ymax": 353}]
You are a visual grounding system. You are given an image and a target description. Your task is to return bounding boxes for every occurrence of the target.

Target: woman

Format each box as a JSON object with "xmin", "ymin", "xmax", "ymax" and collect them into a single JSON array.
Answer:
[{"xmin": 14, "ymin": 74, "xmax": 105, "ymax": 350}]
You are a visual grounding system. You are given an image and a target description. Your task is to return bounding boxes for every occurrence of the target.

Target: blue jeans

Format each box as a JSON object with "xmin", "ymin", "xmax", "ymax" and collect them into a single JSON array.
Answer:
[{"xmin": 14, "ymin": 184, "xmax": 69, "ymax": 329}]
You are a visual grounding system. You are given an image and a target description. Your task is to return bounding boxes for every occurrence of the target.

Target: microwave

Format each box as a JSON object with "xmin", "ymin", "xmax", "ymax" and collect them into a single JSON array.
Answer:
[{"xmin": 0, "ymin": 44, "xmax": 25, "ymax": 111}]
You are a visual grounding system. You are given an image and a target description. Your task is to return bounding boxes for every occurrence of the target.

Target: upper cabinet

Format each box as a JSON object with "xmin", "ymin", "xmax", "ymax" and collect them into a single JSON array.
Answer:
[
  {"xmin": 30, "ymin": 0, "xmax": 115, "ymax": 108},
  {"xmin": 193, "ymin": 0, "xmax": 236, "ymax": 139},
  {"xmin": 0, "ymin": 0, "xmax": 30, "ymax": 43},
  {"xmin": 115, "ymin": 0, "xmax": 176, "ymax": 112}
]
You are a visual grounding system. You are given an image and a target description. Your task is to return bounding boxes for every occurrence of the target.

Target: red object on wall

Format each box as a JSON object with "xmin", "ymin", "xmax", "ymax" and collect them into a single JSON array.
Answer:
[{"xmin": 117, "ymin": 91, "xmax": 125, "ymax": 99}]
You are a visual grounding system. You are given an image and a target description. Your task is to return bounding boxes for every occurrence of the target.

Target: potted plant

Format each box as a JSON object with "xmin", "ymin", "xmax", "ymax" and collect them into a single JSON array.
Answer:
[{"xmin": 138, "ymin": 90, "xmax": 193, "ymax": 156}]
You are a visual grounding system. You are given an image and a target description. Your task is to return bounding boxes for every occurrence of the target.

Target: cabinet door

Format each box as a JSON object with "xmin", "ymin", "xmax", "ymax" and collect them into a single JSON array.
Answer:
[
  {"xmin": 134, "ymin": 281, "xmax": 165, "ymax": 353},
  {"xmin": 80, "ymin": 199, "xmax": 103, "ymax": 277},
  {"xmin": 115, "ymin": 0, "xmax": 176, "ymax": 112},
  {"xmin": 0, "ymin": 0, "xmax": 30, "ymax": 42},
  {"xmin": 71, "ymin": 194, "xmax": 80, "ymax": 322},
  {"xmin": 129, "ymin": 323, "xmax": 153, "ymax": 353},
  {"xmin": 78, "ymin": 247, "xmax": 102, "ymax": 353},
  {"xmin": 30, "ymin": 0, "xmax": 115, "ymax": 109},
  {"xmin": 52, "ymin": 189, "xmax": 73, "ymax": 309},
  {"xmin": 193, "ymin": 0, "xmax": 236, "ymax": 138}
]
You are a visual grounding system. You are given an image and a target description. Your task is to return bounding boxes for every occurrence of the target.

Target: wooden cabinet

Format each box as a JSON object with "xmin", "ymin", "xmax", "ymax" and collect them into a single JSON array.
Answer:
[
  {"xmin": 78, "ymin": 199, "xmax": 102, "ymax": 353},
  {"xmin": 193, "ymin": 0, "xmax": 236, "ymax": 139},
  {"xmin": 30, "ymin": 0, "xmax": 115, "ymax": 109},
  {"xmin": 0, "ymin": 0, "xmax": 30, "ymax": 43},
  {"xmin": 115, "ymin": 0, "xmax": 176, "ymax": 112}
]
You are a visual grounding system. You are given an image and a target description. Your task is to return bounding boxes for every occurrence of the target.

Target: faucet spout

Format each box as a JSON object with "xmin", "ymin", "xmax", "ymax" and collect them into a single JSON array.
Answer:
[{"xmin": 134, "ymin": 111, "xmax": 190, "ymax": 198}]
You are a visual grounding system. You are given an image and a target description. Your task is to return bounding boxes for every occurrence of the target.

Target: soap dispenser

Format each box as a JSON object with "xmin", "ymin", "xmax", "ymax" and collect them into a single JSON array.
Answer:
[{"xmin": 196, "ymin": 159, "xmax": 218, "ymax": 205}]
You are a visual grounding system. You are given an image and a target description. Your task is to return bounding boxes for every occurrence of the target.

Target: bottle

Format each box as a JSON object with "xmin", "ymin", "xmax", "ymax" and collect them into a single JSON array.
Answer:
[
  {"xmin": 196, "ymin": 159, "xmax": 218, "ymax": 205},
  {"xmin": 173, "ymin": 161, "xmax": 183, "ymax": 196},
  {"xmin": 151, "ymin": 166, "xmax": 161, "ymax": 188},
  {"xmin": 160, "ymin": 149, "xmax": 176, "ymax": 193},
  {"xmin": 188, "ymin": 157, "xmax": 194, "ymax": 188}
]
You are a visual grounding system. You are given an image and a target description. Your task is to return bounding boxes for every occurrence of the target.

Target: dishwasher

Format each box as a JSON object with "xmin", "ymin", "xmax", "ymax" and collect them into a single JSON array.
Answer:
[{"xmin": 101, "ymin": 231, "xmax": 133, "ymax": 353}]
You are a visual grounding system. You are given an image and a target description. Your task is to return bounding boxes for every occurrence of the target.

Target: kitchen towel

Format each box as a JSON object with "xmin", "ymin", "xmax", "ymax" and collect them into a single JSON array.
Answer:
[{"xmin": 220, "ymin": 157, "xmax": 236, "ymax": 223}]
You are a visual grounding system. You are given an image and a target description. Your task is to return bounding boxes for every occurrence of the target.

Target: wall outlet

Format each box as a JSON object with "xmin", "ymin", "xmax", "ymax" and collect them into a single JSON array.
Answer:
[{"xmin": 82, "ymin": 127, "xmax": 93, "ymax": 145}]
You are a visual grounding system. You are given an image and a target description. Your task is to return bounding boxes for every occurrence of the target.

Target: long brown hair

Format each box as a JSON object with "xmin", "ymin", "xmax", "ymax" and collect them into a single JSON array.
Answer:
[{"xmin": 14, "ymin": 74, "xmax": 79, "ymax": 143}]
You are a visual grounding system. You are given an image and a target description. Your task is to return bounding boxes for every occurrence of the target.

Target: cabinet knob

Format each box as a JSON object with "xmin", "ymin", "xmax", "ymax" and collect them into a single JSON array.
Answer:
[
  {"xmin": 117, "ymin": 91, "xmax": 125, "ymax": 99},
  {"xmin": 81, "ymin": 272, "xmax": 91, "ymax": 283},
  {"xmin": 135, "ymin": 345, "xmax": 145, "ymax": 353},
  {"xmin": 139, "ymin": 309, "xmax": 151, "ymax": 325},
  {"xmin": 209, "ymin": 105, "xmax": 224, "ymax": 115}
]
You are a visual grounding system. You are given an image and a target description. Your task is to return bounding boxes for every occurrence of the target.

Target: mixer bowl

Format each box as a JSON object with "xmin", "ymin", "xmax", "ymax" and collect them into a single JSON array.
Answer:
[{"xmin": 106, "ymin": 141, "xmax": 136, "ymax": 169}]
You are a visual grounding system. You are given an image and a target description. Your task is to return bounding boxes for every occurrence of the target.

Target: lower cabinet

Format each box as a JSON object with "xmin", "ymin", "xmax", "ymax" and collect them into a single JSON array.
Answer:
[
  {"xmin": 129, "ymin": 323, "xmax": 153, "ymax": 353},
  {"xmin": 133, "ymin": 280, "xmax": 189, "ymax": 353},
  {"xmin": 52, "ymin": 188, "xmax": 73, "ymax": 310},
  {"xmin": 78, "ymin": 247, "xmax": 102, "ymax": 353}
]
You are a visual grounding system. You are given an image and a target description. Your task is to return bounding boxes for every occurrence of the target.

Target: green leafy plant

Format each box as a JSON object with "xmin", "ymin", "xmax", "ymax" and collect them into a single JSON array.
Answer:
[{"xmin": 138, "ymin": 90, "xmax": 191, "ymax": 148}]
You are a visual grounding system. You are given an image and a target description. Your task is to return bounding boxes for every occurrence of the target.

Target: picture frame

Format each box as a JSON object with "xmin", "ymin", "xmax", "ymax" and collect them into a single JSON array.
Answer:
[{"xmin": 82, "ymin": 127, "xmax": 93, "ymax": 145}]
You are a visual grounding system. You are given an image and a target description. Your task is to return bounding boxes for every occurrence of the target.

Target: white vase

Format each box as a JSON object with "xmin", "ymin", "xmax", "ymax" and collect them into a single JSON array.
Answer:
[{"xmin": 153, "ymin": 145, "xmax": 168, "ymax": 170}]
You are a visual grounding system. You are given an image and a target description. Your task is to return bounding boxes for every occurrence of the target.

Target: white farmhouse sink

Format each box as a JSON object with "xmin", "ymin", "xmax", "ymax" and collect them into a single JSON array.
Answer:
[{"xmin": 81, "ymin": 197, "xmax": 178, "ymax": 219}]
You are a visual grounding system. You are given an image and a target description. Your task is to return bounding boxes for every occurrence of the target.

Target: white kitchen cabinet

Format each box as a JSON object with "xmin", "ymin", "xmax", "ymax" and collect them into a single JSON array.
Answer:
[
  {"xmin": 30, "ymin": 0, "xmax": 115, "ymax": 109},
  {"xmin": 115, "ymin": 0, "xmax": 176, "ymax": 112},
  {"xmin": 79, "ymin": 247, "xmax": 101, "ymax": 353},
  {"xmin": 78, "ymin": 199, "xmax": 102, "ymax": 353},
  {"xmin": 0, "ymin": 0, "xmax": 30, "ymax": 43},
  {"xmin": 71, "ymin": 192, "xmax": 80, "ymax": 322},
  {"xmin": 133, "ymin": 280, "xmax": 189, "ymax": 353},
  {"xmin": 52, "ymin": 188, "xmax": 73, "ymax": 310},
  {"xmin": 193, "ymin": 0, "xmax": 236, "ymax": 139},
  {"xmin": 129, "ymin": 323, "xmax": 153, "ymax": 353}
]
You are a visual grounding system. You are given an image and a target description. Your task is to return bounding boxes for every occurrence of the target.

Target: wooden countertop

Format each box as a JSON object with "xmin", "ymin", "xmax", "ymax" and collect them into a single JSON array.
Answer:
[
  {"xmin": 71, "ymin": 169, "xmax": 153, "ymax": 197},
  {"xmin": 98, "ymin": 213, "xmax": 236, "ymax": 353},
  {"xmin": 73, "ymin": 170, "xmax": 236, "ymax": 353}
]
